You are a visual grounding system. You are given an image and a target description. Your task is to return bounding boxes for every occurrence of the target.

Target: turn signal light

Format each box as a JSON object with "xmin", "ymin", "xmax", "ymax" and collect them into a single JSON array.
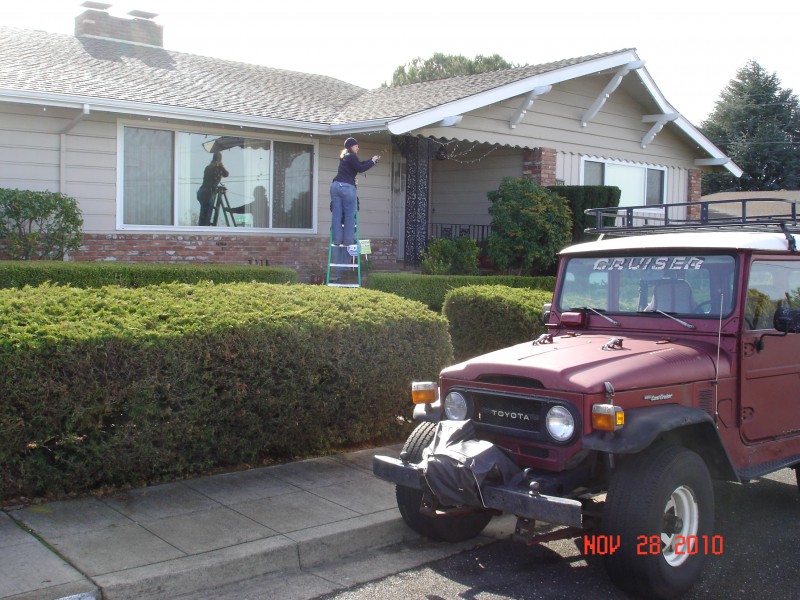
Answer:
[
  {"xmin": 592, "ymin": 403, "xmax": 625, "ymax": 431},
  {"xmin": 411, "ymin": 381, "xmax": 438, "ymax": 404}
]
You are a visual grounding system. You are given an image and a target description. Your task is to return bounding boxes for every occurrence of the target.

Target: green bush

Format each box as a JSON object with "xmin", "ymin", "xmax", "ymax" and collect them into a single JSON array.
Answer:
[
  {"xmin": 0, "ymin": 188, "xmax": 83, "ymax": 260},
  {"xmin": 365, "ymin": 272, "xmax": 556, "ymax": 312},
  {"xmin": 421, "ymin": 237, "xmax": 479, "ymax": 275},
  {"xmin": 443, "ymin": 285, "xmax": 553, "ymax": 361},
  {"xmin": 0, "ymin": 261, "xmax": 297, "ymax": 288},
  {"xmin": 0, "ymin": 283, "xmax": 451, "ymax": 500},
  {"xmin": 545, "ymin": 185, "xmax": 621, "ymax": 243},
  {"xmin": 487, "ymin": 178, "xmax": 572, "ymax": 274}
]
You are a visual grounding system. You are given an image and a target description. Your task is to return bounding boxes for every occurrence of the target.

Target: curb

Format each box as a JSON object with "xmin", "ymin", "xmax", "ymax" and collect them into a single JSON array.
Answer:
[{"xmin": 92, "ymin": 510, "xmax": 415, "ymax": 600}]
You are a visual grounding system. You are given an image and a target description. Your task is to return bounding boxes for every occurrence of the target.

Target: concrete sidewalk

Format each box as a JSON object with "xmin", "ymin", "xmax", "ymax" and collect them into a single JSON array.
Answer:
[{"xmin": 0, "ymin": 444, "xmax": 512, "ymax": 600}]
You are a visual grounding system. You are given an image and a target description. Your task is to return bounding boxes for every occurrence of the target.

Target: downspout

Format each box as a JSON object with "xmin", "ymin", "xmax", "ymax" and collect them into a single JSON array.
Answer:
[{"xmin": 59, "ymin": 104, "xmax": 91, "ymax": 193}]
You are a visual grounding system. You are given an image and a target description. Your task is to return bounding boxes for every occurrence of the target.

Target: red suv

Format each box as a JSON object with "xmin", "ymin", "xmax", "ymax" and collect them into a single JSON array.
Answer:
[{"xmin": 374, "ymin": 199, "xmax": 800, "ymax": 599}]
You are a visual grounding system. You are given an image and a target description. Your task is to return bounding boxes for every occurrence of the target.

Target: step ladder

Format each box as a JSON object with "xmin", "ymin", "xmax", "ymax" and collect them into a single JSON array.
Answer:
[{"xmin": 326, "ymin": 210, "xmax": 361, "ymax": 287}]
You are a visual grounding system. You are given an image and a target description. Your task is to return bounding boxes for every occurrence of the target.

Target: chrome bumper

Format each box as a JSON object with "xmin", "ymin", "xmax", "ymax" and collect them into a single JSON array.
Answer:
[{"xmin": 373, "ymin": 454, "xmax": 583, "ymax": 529}]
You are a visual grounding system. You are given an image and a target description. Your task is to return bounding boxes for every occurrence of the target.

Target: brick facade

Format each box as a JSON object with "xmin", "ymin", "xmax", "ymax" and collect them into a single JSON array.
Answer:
[
  {"xmin": 687, "ymin": 168, "xmax": 703, "ymax": 220},
  {"xmin": 71, "ymin": 234, "xmax": 398, "ymax": 282},
  {"xmin": 522, "ymin": 147, "xmax": 558, "ymax": 186}
]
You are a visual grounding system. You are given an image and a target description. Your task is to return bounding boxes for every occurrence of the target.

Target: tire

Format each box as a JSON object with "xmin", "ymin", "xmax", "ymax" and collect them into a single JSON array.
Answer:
[
  {"xmin": 395, "ymin": 422, "xmax": 493, "ymax": 542},
  {"xmin": 602, "ymin": 444, "xmax": 714, "ymax": 599}
]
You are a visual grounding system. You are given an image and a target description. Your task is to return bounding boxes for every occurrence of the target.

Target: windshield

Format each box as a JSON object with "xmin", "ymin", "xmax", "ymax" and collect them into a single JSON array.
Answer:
[{"xmin": 557, "ymin": 254, "xmax": 737, "ymax": 317}]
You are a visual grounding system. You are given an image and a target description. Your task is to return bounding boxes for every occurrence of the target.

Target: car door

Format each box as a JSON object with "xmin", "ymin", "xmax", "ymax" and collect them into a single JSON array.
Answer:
[{"xmin": 740, "ymin": 258, "xmax": 800, "ymax": 443}]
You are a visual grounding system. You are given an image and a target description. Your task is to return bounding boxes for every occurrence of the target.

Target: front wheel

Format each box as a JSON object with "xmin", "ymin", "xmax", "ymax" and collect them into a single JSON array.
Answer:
[
  {"xmin": 395, "ymin": 422, "xmax": 493, "ymax": 542},
  {"xmin": 602, "ymin": 444, "xmax": 714, "ymax": 599}
]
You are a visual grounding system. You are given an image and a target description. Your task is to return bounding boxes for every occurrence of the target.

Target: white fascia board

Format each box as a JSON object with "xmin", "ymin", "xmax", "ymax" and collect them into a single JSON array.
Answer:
[
  {"xmin": 387, "ymin": 50, "xmax": 640, "ymax": 135},
  {"xmin": 632, "ymin": 70, "xmax": 743, "ymax": 178}
]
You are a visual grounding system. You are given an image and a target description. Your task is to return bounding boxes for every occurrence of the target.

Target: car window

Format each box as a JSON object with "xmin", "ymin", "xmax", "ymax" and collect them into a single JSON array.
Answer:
[{"xmin": 746, "ymin": 260, "xmax": 800, "ymax": 330}]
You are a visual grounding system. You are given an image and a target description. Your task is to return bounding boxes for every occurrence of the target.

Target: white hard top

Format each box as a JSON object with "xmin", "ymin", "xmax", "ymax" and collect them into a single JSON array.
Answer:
[{"xmin": 562, "ymin": 231, "xmax": 794, "ymax": 255}]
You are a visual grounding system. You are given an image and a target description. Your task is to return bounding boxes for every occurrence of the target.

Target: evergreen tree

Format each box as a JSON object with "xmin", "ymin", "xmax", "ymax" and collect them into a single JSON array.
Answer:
[
  {"xmin": 389, "ymin": 53, "xmax": 517, "ymax": 86},
  {"xmin": 701, "ymin": 60, "xmax": 800, "ymax": 193}
]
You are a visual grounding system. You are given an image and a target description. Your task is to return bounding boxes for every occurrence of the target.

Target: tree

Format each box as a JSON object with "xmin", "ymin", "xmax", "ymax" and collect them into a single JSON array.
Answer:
[
  {"xmin": 389, "ymin": 53, "xmax": 517, "ymax": 87},
  {"xmin": 700, "ymin": 60, "xmax": 800, "ymax": 193},
  {"xmin": 486, "ymin": 178, "xmax": 572, "ymax": 275}
]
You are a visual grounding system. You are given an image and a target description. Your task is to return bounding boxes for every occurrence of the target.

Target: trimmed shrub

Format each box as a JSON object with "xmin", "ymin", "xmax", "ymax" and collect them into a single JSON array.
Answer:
[
  {"xmin": 0, "ymin": 260, "xmax": 297, "ymax": 288},
  {"xmin": 443, "ymin": 285, "xmax": 553, "ymax": 361},
  {"xmin": 0, "ymin": 283, "xmax": 451, "ymax": 500},
  {"xmin": 0, "ymin": 188, "xmax": 83, "ymax": 260},
  {"xmin": 487, "ymin": 178, "xmax": 573, "ymax": 275},
  {"xmin": 545, "ymin": 185, "xmax": 621, "ymax": 243},
  {"xmin": 421, "ymin": 237, "xmax": 479, "ymax": 275},
  {"xmin": 365, "ymin": 272, "xmax": 556, "ymax": 312}
]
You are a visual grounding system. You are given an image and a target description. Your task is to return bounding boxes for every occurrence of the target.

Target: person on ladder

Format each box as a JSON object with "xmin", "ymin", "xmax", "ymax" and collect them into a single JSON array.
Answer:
[
  {"xmin": 197, "ymin": 151, "xmax": 229, "ymax": 226},
  {"xmin": 330, "ymin": 137, "xmax": 380, "ymax": 248}
]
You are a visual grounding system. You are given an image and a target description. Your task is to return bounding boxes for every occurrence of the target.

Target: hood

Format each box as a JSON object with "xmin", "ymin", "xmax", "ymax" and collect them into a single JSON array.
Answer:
[{"xmin": 441, "ymin": 334, "xmax": 717, "ymax": 394}]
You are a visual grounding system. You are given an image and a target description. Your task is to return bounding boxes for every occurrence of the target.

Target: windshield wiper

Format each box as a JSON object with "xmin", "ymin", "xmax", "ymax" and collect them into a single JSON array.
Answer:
[
  {"xmin": 651, "ymin": 310, "xmax": 696, "ymax": 330},
  {"xmin": 571, "ymin": 306, "xmax": 620, "ymax": 326}
]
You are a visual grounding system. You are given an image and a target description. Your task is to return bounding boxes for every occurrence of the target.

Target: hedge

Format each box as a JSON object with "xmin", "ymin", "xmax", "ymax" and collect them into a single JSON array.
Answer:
[
  {"xmin": 443, "ymin": 285, "xmax": 553, "ymax": 361},
  {"xmin": 365, "ymin": 273, "xmax": 556, "ymax": 312},
  {"xmin": 0, "ymin": 260, "xmax": 297, "ymax": 289},
  {"xmin": 0, "ymin": 283, "xmax": 451, "ymax": 500},
  {"xmin": 545, "ymin": 185, "xmax": 621, "ymax": 243}
]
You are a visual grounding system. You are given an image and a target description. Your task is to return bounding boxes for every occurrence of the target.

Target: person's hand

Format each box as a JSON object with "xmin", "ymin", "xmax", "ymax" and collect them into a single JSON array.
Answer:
[{"xmin": 372, "ymin": 155, "xmax": 380, "ymax": 163}]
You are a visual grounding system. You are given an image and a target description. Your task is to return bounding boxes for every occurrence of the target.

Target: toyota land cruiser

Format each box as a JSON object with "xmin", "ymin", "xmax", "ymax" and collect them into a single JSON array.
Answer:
[{"xmin": 373, "ymin": 198, "xmax": 800, "ymax": 599}]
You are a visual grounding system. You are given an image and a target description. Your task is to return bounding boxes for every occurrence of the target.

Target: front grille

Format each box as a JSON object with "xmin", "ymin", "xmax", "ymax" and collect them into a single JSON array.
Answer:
[
  {"xmin": 459, "ymin": 389, "xmax": 579, "ymax": 445},
  {"xmin": 474, "ymin": 392, "xmax": 543, "ymax": 434}
]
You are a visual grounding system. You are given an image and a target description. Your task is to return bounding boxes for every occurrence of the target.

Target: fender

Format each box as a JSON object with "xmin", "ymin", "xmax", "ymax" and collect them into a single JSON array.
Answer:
[{"xmin": 582, "ymin": 404, "xmax": 739, "ymax": 481}]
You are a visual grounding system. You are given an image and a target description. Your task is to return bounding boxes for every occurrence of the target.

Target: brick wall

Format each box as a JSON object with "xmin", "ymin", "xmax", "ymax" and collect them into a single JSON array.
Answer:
[
  {"xmin": 687, "ymin": 168, "xmax": 702, "ymax": 220},
  {"xmin": 71, "ymin": 233, "xmax": 398, "ymax": 282},
  {"xmin": 522, "ymin": 147, "xmax": 558, "ymax": 186}
]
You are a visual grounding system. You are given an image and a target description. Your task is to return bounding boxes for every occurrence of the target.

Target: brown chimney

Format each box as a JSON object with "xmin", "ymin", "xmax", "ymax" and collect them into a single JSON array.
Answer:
[{"xmin": 75, "ymin": 5, "xmax": 163, "ymax": 47}]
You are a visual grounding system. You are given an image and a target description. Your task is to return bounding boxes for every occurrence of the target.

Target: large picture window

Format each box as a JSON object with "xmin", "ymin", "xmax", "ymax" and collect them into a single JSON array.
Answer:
[
  {"xmin": 122, "ymin": 126, "xmax": 315, "ymax": 230},
  {"xmin": 583, "ymin": 159, "xmax": 665, "ymax": 207}
]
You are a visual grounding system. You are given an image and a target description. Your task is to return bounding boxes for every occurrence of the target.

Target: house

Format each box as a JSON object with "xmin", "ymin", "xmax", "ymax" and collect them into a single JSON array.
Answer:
[{"xmin": 0, "ymin": 6, "xmax": 741, "ymax": 281}]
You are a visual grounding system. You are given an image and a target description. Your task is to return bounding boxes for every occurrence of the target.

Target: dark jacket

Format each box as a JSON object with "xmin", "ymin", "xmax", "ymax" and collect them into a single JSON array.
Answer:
[{"xmin": 333, "ymin": 152, "xmax": 376, "ymax": 186}]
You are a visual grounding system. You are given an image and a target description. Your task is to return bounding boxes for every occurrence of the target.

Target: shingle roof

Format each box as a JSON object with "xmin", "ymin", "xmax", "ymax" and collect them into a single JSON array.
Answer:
[
  {"xmin": 334, "ymin": 50, "xmax": 632, "ymax": 123},
  {"xmin": 0, "ymin": 26, "xmax": 631, "ymax": 127},
  {"xmin": 0, "ymin": 26, "xmax": 367, "ymax": 124}
]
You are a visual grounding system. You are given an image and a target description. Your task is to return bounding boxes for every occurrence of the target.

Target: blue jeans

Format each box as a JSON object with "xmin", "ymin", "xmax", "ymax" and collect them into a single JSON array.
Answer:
[{"xmin": 330, "ymin": 181, "xmax": 357, "ymax": 245}]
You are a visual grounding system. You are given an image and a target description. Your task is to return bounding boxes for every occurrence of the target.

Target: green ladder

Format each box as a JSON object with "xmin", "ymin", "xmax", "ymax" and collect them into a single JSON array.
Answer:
[{"xmin": 326, "ymin": 210, "xmax": 361, "ymax": 287}]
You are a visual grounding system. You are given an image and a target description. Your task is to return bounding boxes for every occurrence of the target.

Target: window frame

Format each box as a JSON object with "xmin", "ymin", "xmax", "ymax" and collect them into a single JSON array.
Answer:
[
  {"xmin": 580, "ymin": 156, "xmax": 667, "ymax": 208},
  {"xmin": 116, "ymin": 120, "xmax": 319, "ymax": 233}
]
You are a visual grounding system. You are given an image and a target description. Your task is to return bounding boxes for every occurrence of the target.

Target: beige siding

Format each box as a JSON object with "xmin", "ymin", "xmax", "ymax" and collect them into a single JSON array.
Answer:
[
  {"xmin": 431, "ymin": 148, "xmax": 522, "ymax": 226},
  {"xmin": 0, "ymin": 104, "xmax": 118, "ymax": 232},
  {"xmin": 419, "ymin": 75, "xmax": 697, "ymax": 202},
  {"xmin": 317, "ymin": 138, "xmax": 392, "ymax": 239}
]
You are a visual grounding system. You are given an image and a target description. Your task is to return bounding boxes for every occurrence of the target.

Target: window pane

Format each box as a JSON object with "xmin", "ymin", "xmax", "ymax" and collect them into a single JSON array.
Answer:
[
  {"xmin": 184, "ymin": 135, "xmax": 272, "ymax": 228},
  {"xmin": 273, "ymin": 142, "xmax": 313, "ymax": 229},
  {"xmin": 646, "ymin": 169, "xmax": 664, "ymax": 206},
  {"xmin": 124, "ymin": 127, "xmax": 174, "ymax": 225},
  {"xmin": 605, "ymin": 163, "xmax": 646, "ymax": 207},
  {"xmin": 584, "ymin": 161, "xmax": 604, "ymax": 185}
]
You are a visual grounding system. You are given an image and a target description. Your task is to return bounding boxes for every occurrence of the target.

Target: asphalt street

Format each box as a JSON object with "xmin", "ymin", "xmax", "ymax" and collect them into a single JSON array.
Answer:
[{"xmin": 312, "ymin": 468, "xmax": 800, "ymax": 600}]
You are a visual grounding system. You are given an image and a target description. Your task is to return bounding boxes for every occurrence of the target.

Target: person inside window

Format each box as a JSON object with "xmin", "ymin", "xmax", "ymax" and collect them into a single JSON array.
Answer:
[{"xmin": 197, "ymin": 152, "xmax": 229, "ymax": 226}]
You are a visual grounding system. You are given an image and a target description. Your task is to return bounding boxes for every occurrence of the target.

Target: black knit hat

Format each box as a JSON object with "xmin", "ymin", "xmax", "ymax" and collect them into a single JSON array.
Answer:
[{"xmin": 344, "ymin": 137, "xmax": 358, "ymax": 149}]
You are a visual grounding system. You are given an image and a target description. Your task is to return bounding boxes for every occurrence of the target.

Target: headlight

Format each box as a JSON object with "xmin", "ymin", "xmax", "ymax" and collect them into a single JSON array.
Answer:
[
  {"xmin": 546, "ymin": 405, "xmax": 575, "ymax": 442},
  {"xmin": 443, "ymin": 391, "xmax": 469, "ymax": 420}
]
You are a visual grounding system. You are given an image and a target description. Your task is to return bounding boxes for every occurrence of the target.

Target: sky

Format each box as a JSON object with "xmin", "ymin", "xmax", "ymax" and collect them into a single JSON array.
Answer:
[{"xmin": 4, "ymin": 0, "xmax": 799, "ymax": 126}]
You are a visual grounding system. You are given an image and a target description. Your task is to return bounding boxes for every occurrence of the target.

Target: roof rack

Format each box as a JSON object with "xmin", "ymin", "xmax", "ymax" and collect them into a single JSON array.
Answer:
[{"xmin": 585, "ymin": 198, "xmax": 800, "ymax": 237}]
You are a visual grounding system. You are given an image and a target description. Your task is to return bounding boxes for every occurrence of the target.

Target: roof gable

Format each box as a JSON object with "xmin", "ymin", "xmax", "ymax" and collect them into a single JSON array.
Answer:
[{"xmin": 0, "ymin": 26, "xmax": 738, "ymax": 175}]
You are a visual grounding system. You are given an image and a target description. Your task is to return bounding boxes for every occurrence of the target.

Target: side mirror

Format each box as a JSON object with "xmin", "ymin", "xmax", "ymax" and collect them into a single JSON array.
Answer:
[
  {"xmin": 542, "ymin": 303, "xmax": 552, "ymax": 324},
  {"xmin": 773, "ymin": 307, "xmax": 800, "ymax": 333}
]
